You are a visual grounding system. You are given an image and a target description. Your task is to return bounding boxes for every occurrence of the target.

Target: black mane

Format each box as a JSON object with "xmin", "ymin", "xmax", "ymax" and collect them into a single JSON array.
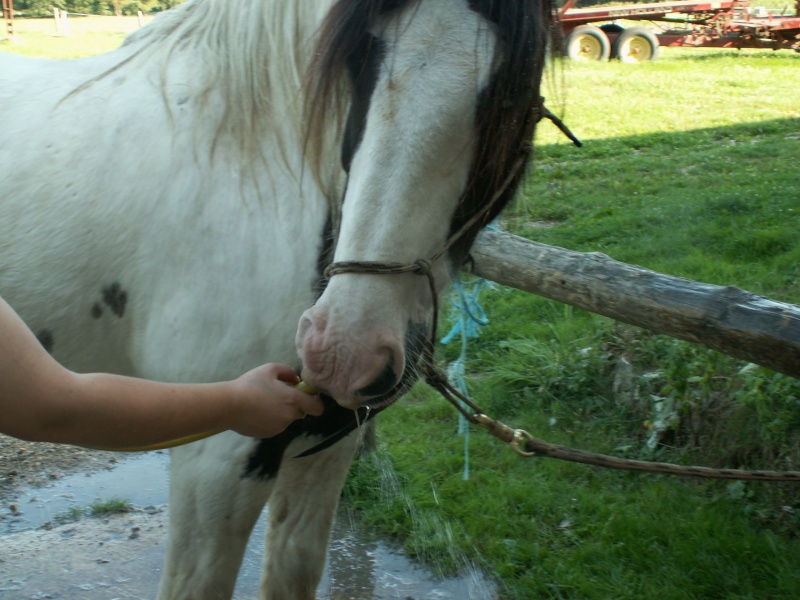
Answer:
[{"xmin": 452, "ymin": 0, "xmax": 555, "ymax": 262}]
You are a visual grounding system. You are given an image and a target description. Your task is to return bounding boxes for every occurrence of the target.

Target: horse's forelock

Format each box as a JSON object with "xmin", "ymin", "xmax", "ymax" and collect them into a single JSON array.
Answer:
[
  {"xmin": 304, "ymin": 0, "xmax": 412, "ymax": 183},
  {"xmin": 305, "ymin": 0, "xmax": 555, "ymax": 260}
]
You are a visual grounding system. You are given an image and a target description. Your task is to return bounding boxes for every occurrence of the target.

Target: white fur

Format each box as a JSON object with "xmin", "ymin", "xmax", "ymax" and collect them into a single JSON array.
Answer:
[
  {"xmin": 0, "ymin": 0, "xmax": 499, "ymax": 598},
  {"xmin": 296, "ymin": 0, "xmax": 497, "ymax": 404}
]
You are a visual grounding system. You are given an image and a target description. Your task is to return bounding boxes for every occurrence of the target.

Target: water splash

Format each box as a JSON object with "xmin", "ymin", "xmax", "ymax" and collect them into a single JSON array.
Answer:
[
  {"xmin": 354, "ymin": 406, "xmax": 372, "ymax": 451},
  {"xmin": 353, "ymin": 445, "xmax": 500, "ymax": 599}
]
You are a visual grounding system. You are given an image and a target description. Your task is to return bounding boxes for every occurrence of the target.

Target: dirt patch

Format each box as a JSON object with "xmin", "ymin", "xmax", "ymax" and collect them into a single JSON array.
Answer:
[{"xmin": 0, "ymin": 507, "xmax": 168, "ymax": 600}]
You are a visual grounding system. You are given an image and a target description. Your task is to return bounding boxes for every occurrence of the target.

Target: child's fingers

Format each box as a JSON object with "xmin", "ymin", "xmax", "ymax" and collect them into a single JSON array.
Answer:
[
  {"xmin": 297, "ymin": 393, "xmax": 324, "ymax": 417},
  {"xmin": 271, "ymin": 363, "xmax": 301, "ymax": 384}
]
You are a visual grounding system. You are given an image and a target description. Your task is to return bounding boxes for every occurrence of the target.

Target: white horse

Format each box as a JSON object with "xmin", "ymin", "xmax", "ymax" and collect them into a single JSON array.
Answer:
[{"xmin": 0, "ymin": 0, "xmax": 552, "ymax": 597}]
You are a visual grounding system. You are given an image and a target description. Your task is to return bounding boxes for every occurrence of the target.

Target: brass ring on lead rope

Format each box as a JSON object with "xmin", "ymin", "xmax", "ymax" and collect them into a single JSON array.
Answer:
[{"xmin": 511, "ymin": 429, "xmax": 537, "ymax": 457}]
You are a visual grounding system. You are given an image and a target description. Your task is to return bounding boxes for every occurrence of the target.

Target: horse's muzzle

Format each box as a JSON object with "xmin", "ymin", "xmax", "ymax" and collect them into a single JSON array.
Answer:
[{"xmin": 297, "ymin": 315, "xmax": 428, "ymax": 410}]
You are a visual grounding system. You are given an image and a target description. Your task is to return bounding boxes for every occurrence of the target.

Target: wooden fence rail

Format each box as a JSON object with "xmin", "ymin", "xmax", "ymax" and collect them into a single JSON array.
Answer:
[{"xmin": 468, "ymin": 229, "xmax": 800, "ymax": 379}]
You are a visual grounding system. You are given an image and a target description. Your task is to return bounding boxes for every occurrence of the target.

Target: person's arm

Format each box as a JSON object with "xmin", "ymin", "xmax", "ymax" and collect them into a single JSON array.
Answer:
[{"xmin": 0, "ymin": 296, "xmax": 323, "ymax": 448}]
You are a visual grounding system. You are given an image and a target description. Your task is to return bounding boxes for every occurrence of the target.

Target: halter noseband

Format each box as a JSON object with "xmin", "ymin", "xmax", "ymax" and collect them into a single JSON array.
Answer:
[{"xmin": 323, "ymin": 99, "xmax": 580, "ymax": 407}]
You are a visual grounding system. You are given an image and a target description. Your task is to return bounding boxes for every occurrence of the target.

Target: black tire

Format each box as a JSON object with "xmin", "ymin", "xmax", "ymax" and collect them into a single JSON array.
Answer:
[
  {"xmin": 563, "ymin": 25, "xmax": 611, "ymax": 61},
  {"xmin": 611, "ymin": 26, "xmax": 660, "ymax": 63}
]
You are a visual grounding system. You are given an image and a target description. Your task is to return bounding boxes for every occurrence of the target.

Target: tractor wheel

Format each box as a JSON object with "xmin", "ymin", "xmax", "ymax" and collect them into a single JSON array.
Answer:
[
  {"xmin": 563, "ymin": 25, "xmax": 611, "ymax": 61},
  {"xmin": 611, "ymin": 26, "xmax": 660, "ymax": 63}
]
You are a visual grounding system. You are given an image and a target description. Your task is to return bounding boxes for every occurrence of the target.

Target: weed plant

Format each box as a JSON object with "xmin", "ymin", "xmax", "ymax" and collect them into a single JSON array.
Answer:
[{"xmin": 51, "ymin": 497, "xmax": 133, "ymax": 525}]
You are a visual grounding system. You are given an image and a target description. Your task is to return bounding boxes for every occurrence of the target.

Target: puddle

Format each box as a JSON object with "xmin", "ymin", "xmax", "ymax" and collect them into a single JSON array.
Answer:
[
  {"xmin": 0, "ymin": 452, "xmax": 497, "ymax": 599},
  {"xmin": 1, "ymin": 452, "xmax": 170, "ymax": 535}
]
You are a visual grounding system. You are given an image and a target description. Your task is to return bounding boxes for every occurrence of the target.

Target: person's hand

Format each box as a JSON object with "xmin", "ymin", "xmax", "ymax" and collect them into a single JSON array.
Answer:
[{"xmin": 230, "ymin": 363, "xmax": 324, "ymax": 438}]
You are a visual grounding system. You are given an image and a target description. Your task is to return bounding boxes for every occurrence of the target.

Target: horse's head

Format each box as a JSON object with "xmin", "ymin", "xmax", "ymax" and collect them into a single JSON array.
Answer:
[{"xmin": 297, "ymin": 0, "xmax": 552, "ymax": 410}]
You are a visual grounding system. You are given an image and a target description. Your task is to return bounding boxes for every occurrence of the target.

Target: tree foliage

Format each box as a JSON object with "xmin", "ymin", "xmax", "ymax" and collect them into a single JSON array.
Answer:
[{"xmin": 14, "ymin": 0, "xmax": 185, "ymax": 18}]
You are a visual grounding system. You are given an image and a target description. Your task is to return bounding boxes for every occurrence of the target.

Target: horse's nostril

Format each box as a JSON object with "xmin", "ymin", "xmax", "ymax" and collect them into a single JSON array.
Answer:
[{"xmin": 355, "ymin": 354, "xmax": 399, "ymax": 398}]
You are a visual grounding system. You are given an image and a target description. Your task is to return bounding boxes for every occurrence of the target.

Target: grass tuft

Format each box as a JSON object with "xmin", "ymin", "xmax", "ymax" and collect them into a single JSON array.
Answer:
[{"xmin": 51, "ymin": 496, "xmax": 133, "ymax": 525}]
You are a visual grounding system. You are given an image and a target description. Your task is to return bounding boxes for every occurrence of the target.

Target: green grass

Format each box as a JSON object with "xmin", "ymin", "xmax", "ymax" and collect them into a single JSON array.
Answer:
[
  {"xmin": 51, "ymin": 497, "xmax": 133, "ymax": 525},
  {"xmin": 87, "ymin": 496, "xmax": 133, "ymax": 515},
  {"xmin": 516, "ymin": 119, "xmax": 800, "ymax": 299},
  {"xmin": 0, "ymin": 16, "xmax": 143, "ymax": 58},
  {"xmin": 527, "ymin": 51, "xmax": 800, "ymax": 299}
]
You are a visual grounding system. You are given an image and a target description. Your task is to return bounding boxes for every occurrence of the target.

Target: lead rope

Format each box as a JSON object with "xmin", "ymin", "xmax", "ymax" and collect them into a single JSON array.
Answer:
[{"xmin": 424, "ymin": 371, "xmax": 800, "ymax": 482}]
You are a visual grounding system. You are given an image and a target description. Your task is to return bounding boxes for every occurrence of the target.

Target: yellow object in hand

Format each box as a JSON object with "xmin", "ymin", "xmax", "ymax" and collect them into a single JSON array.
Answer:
[{"xmin": 293, "ymin": 380, "xmax": 319, "ymax": 395}]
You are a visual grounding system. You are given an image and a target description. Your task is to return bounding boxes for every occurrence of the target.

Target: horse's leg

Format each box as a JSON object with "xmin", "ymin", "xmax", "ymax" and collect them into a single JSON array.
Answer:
[
  {"xmin": 157, "ymin": 433, "xmax": 271, "ymax": 600},
  {"xmin": 259, "ymin": 432, "xmax": 358, "ymax": 600}
]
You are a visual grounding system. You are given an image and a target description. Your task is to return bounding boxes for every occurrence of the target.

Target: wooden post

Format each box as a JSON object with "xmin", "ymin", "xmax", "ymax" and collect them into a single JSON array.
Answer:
[
  {"xmin": 2, "ymin": 0, "xmax": 14, "ymax": 42},
  {"xmin": 468, "ymin": 229, "xmax": 800, "ymax": 379},
  {"xmin": 61, "ymin": 9, "xmax": 69, "ymax": 37},
  {"xmin": 137, "ymin": 10, "xmax": 145, "ymax": 28},
  {"xmin": 54, "ymin": 7, "xmax": 61, "ymax": 35}
]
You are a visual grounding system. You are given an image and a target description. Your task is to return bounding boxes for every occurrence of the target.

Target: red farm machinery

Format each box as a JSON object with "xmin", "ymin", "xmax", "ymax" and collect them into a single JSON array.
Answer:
[{"xmin": 559, "ymin": 0, "xmax": 800, "ymax": 61}]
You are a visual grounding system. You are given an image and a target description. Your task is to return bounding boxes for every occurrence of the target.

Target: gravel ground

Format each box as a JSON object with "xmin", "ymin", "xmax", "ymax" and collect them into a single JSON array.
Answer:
[{"xmin": 0, "ymin": 507, "xmax": 169, "ymax": 599}]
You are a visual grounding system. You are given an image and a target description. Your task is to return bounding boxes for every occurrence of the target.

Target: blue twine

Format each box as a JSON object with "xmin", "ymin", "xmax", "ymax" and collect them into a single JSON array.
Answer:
[{"xmin": 441, "ymin": 276, "xmax": 493, "ymax": 480}]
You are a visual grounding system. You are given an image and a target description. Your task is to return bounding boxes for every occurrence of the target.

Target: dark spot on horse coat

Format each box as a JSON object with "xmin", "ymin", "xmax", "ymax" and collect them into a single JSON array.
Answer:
[
  {"xmin": 243, "ymin": 396, "xmax": 380, "ymax": 481},
  {"xmin": 91, "ymin": 303, "xmax": 103, "ymax": 319},
  {"xmin": 102, "ymin": 282, "xmax": 128, "ymax": 318},
  {"xmin": 37, "ymin": 330, "xmax": 54, "ymax": 354}
]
